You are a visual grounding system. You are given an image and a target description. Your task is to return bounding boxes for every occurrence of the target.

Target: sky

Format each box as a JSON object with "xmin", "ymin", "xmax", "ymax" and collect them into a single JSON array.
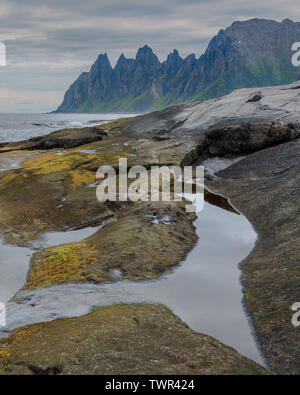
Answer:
[{"xmin": 0, "ymin": 0, "xmax": 300, "ymax": 113}]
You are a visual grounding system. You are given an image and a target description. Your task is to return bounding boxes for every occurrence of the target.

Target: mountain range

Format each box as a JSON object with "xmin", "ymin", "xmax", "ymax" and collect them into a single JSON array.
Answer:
[{"xmin": 55, "ymin": 18, "xmax": 300, "ymax": 113}]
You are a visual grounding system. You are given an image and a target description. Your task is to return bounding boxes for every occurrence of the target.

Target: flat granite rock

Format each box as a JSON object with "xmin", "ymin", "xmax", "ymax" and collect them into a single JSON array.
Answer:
[{"xmin": 123, "ymin": 82, "xmax": 300, "ymax": 154}]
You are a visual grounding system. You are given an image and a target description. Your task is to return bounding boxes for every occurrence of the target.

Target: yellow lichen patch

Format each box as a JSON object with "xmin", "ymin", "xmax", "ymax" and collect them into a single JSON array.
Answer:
[
  {"xmin": 24, "ymin": 242, "xmax": 100, "ymax": 290},
  {"xmin": 23, "ymin": 152, "xmax": 99, "ymax": 175},
  {"xmin": 0, "ymin": 171, "xmax": 21, "ymax": 189},
  {"xmin": 70, "ymin": 169, "xmax": 96, "ymax": 189},
  {"xmin": 33, "ymin": 218, "xmax": 48, "ymax": 231},
  {"xmin": 0, "ymin": 343, "xmax": 14, "ymax": 369},
  {"xmin": 0, "ymin": 349, "xmax": 11, "ymax": 359},
  {"xmin": 17, "ymin": 138, "xmax": 139, "ymax": 182}
]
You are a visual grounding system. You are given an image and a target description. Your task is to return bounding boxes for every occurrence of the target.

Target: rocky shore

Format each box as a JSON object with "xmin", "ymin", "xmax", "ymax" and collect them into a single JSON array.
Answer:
[
  {"xmin": 0, "ymin": 304, "xmax": 267, "ymax": 375},
  {"xmin": 1, "ymin": 82, "xmax": 300, "ymax": 375},
  {"xmin": 208, "ymin": 140, "xmax": 300, "ymax": 374}
]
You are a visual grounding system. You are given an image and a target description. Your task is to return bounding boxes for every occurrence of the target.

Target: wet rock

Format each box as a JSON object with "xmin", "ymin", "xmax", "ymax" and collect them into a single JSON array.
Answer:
[
  {"xmin": 1, "ymin": 83, "xmax": 299, "ymax": 375},
  {"xmin": 0, "ymin": 304, "xmax": 269, "ymax": 375},
  {"xmin": 108, "ymin": 268, "xmax": 123, "ymax": 280},
  {"xmin": 207, "ymin": 138, "xmax": 300, "ymax": 375},
  {"xmin": 0, "ymin": 135, "xmax": 197, "ymax": 245},
  {"xmin": 247, "ymin": 93, "xmax": 263, "ymax": 103},
  {"xmin": 0, "ymin": 126, "xmax": 107, "ymax": 152},
  {"xmin": 23, "ymin": 200, "xmax": 196, "ymax": 289},
  {"xmin": 0, "ymin": 150, "xmax": 39, "ymax": 173},
  {"xmin": 205, "ymin": 122, "xmax": 300, "ymax": 155}
]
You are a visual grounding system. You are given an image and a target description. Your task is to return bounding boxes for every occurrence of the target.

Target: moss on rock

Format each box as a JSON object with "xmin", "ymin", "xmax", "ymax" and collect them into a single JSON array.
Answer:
[
  {"xmin": 0, "ymin": 304, "xmax": 269, "ymax": 375},
  {"xmin": 24, "ymin": 242, "xmax": 101, "ymax": 290},
  {"xmin": 24, "ymin": 200, "xmax": 197, "ymax": 289}
]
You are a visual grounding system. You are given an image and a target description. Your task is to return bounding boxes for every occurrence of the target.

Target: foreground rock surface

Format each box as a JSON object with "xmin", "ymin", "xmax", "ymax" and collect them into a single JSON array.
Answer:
[
  {"xmin": 0, "ymin": 304, "xmax": 268, "ymax": 375},
  {"xmin": 0, "ymin": 83, "xmax": 299, "ymax": 375},
  {"xmin": 118, "ymin": 83, "xmax": 300, "ymax": 374},
  {"xmin": 24, "ymin": 200, "xmax": 196, "ymax": 289},
  {"xmin": 0, "ymin": 133, "xmax": 196, "ymax": 246}
]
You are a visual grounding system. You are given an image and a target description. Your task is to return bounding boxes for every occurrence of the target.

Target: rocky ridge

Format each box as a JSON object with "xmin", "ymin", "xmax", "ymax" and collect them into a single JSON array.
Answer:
[{"xmin": 56, "ymin": 18, "xmax": 300, "ymax": 113}]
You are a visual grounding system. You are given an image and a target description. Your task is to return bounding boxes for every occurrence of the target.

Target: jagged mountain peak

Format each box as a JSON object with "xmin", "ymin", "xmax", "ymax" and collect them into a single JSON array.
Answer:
[
  {"xmin": 170, "ymin": 49, "xmax": 180, "ymax": 57},
  {"xmin": 135, "ymin": 45, "xmax": 160, "ymax": 67},
  {"xmin": 56, "ymin": 18, "xmax": 300, "ymax": 113},
  {"xmin": 92, "ymin": 53, "xmax": 113, "ymax": 73},
  {"xmin": 165, "ymin": 49, "xmax": 183, "ymax": 70},
  {"xmin": 136, "ymin": 44, "xmax": 154, "ymax": 58},
  {"xmin": 184, "ymin": 53, "xmax": 196, "ymax": 64},
  {"xmin": 95, "ymin": 53, "xmax": 110, "ymax": 62},
  {"xmin": 167, "ymin": 49, "xmax": 181, "ymax": 61},
  {"xmin": 115, "ymin": 53, "xmax": 134, "ymax": 69}
]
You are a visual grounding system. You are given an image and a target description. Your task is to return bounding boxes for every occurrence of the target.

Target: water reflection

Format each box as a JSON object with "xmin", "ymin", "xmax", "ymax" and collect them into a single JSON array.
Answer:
[
  {"xmin": 0, "ymin": 240, "xmax": 31, "ymax": 304},
  {"xmin": 0, "ymin": 225, "xmax": 102, "ymax": 303},
  {"xmin": 0, "ymin": 199, "xmax": 265, "ymax": 366}
]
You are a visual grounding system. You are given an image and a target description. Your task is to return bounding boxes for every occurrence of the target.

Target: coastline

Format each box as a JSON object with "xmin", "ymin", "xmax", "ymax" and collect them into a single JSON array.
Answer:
[
  {"xmin": 0, "ymin": 82, "xmax": 299, "ymax": 374},
  {"xmin": 0, "ymin": 116, "xmax": 269, "ymax": 375}
]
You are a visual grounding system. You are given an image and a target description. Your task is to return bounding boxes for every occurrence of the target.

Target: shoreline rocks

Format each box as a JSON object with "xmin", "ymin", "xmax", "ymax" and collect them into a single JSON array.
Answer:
[
  {"xmin": 206, "ymin": 139, "xmax": 300, "ymax": 375},
  {"xmin": 123, "ymin": 83, "xmax": 300, "ymax": 151},
  {"xmin": 0, "ymin": 304, "xmax": 269, "ymax": 375},
  {"xmin": 24, "ymin": 200, "xmax": 197, "ymax": 290},
  {"xmin": 1, "ymin": 82, "xmax": 300, "ymax": 374},
  {"xmin": 0, "ymin": 126, "xmax": 107, "ymax": 152}
]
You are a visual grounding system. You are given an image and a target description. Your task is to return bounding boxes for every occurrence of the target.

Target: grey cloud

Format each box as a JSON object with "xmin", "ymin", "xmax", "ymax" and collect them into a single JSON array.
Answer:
[{"xmin": 0, "ymin": 0, "xmax": 299, "ymax": 112}]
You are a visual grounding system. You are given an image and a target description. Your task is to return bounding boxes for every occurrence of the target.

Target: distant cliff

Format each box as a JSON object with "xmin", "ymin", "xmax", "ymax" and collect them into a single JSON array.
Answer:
[{"xmin": 55, "ymin": 18, "xmax": 300, "ymax": 113}]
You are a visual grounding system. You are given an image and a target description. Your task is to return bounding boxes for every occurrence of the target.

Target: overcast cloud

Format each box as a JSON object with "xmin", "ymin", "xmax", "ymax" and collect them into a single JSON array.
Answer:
[{"xmin": 0, "ymin": 0, "xmax": 300, "ymax": 112}]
